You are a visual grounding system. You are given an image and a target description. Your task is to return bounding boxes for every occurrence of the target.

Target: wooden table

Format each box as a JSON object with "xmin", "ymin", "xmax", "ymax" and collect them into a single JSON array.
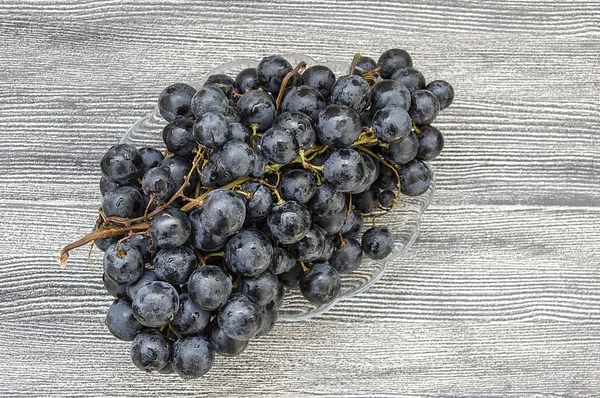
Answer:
[{"xmin": 1, "ymin": 1, "xmax": 598, "ymax": 396}]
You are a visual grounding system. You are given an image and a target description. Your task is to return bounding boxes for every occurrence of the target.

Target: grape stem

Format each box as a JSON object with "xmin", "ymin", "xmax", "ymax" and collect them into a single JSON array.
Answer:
[
  {"xmin": 180, "ymin": 176, "xmax": 251, "ymax": 212},
  {"xmin": 102, "ymin": 148, "xmax": 205, "ymax": 227},
  {"xmin": 275, "ymin": 61, "xmax": 308, "ymax": 110},
  {"xmin": 338, "ymin": 232, "xmax": 346, "ymax": 247},
  {"xmin": 348, "ymin": 52, "xmax": 362, "ymax": 75},
  {"xmin": 356, "ymin": 145, "xmax": 402, "ymax": 210},
  {"xmin": 59, "ymin": 148, "xmax": 206, "ymax": 267},
  {"xmin": 57, "ymin": 222, "xmax": 150, "ymax": 268},
  {"xmin": 299, "ymin": 262, "xmax": 310, "ymax": 274},
  {"xmin": 412, "ymin": 120, "xmax": 421, "ymax": 134}
]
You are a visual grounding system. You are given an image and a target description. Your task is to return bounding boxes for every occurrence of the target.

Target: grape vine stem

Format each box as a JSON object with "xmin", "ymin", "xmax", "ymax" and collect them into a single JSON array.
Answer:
[
  {"xmin": 356, "ymin": 145, "xmax": 402, "ymax": 207},
  {"xmin": 348, "ymin": 52, "xmax": 362, "ymax": 75},
  {"xmin": 275, "ymin": 61, "xmax": 308, "ymax": 110},
  {"xmin": 57, "ymin": 222, "xmax": 149, "ymax": 268}
]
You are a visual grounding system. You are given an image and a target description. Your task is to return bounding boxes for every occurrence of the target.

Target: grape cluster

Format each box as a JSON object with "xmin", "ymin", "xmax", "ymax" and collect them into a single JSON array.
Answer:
[{"xmin": 60, "ymin": 49, "xmax": 452, "ymax": 379}]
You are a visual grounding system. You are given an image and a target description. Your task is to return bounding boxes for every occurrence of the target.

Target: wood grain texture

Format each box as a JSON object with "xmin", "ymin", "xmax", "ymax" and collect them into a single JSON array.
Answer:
[{"xmin": 0, "ymin": 0, "xmax": 598, "ymax": 396}]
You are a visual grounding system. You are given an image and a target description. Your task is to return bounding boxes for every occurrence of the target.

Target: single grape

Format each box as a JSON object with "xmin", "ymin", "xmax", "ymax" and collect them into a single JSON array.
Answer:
[
  {"xmin": 371, "ymin": 79, "xmax": 411, "ymax": 113},
  {"xmin": 99, "ymin": 176, "xmax": 118, "ymax": 197},
  {"xmin": 158, "ymin": 83, "xmax": 196, "ymax": 122},
  {"xmin": 299, "ymin": 263, "xmax": 341, "ymax": 305},
  {"xmin": 171, "ymin": 293, "xmax": 211, "ymax": 336},
  {"xmin": 103, "ymin": 272, "xmax": 127, "ymax": 298},
  {"xmin": 350, "ymin": 152, "xmax": 379, "ymax": 194},
  {"xmin": 105, "ymin": 298, "xmax": 143, "ymax": 341},
  {"xmin": 356, "ymin": 56, "xmax": 377, "ymax": 71},
  {"xmin": 228, "ymin": 122, "xmax": 251, "ymax": 144},
  {"xmin": 309, "ymin": 183, "xmax": 346, "ymax": 218},
  {"xmin": 244, "ymin": 182, "xmax": 273, "ymax": 219},
  {"xmin": 236, "ymin": 90, "xmax": 277, "ymax": 132},
  {"xmin": 256, "ymin": 55, "xmax": 293, "ymax": 95},
  {"xmin": 400, "ymin": 159, "xmax": 432, "ymax": 196},
  {"xmin": 128, "ymin": 234, "xmax": 155, "ymax": 264},
  {"xmin": 100, "ymin": 144, "xmax": 142, "ymax": 185},
  {"xmin": 259, "ymin": 126, "xmax": 299, "ymax": 165},
  {"xmin": 340, "ymin": 209, "xmax": 363, "ymax": 236},
  {"xmin": 141, "ymin": 166, "xmax": 175, "ymax": 202},
  {"xmin": 280, "ymin": 85, "xmax": 326, "ymax": 121},
  {"xmin": 160, "ymin": 155, "xmax": 197, "ymax": 196},
  {"xmin": 130, "ymin": 329, "xmax": 170, "ymax": 372},
  {"xmin": 257, "ymin": 301, "xmax": 278, "ymax": 336},
  {"xmin": 316, "ymin": 236, "xmax": 334, "ymax": 262},
  {"xmin": 416, "ymin": 125, "xmax": 444, "ymax": 160},
  {"xmin": 204, "ymin": 74, "xmax": 238, "ymax": 99},
  {"xmin": 314, "ymin": 206, "xmax": 346, "ymax": 235},
  {"xmin": 212, "ymin": 140, "xmax": 256, "ymax": 183},
  {"xmin": 372, "ymin": 106, "xmax": 412, "ymax": 143},
  {"xmin": 187, "ymin": 265, "xmax": 233, "ymax": 311},
  {"xmin": 193, "ymin": 112, "xmax": 230, "ymax": 149},
  {"xmin": 409, "ymin": 90, "xmax": 440, "ymax": 125},
  {"xmin": 373, "ymin": 166, "xmax": 398, "ymax": 192},
  {"xmin": 267, "ymin": 201, "xmax": 311, "ymax": 244},
  {"xmin": 425, "ymin": 80, "xmax": 454, "ymax": 110},
  {"xmin": 225, "ymin": 229, "xmax": 273, "ymax": 277},
  {"xmin": 189, "ymin": 208, "xmax": 229, "ymax": 252},
  {"xmin": 360, "ymin": 109, "xmax": 373, "ymax": 128},
  {"xmin": 353, "ymin": 187, "xmax": 379, "ymax": 214},
  {"xmin": 218, "ymin": 293, "xmax": 265, "ymax": 341},
  {"xmin": 301, "ymin": 65, "xmax": 336, "ymax": 99},
  {"xmin": 378, "ymin": 189, "xmax": 396, "ymax": 208},
  {"xmin": 191, "ymin": 85, "xmax": 229, "ymax": 118},
  {"xmin": 162, "ymin": 117, "xmax": 196, "ymax": 156},
  {"xmin": 252, "ymin": 147, "xmax": 267, "ymax": 177},
  {"xmin": 138, "ymin": 147, "xmax": 165, "ymax": 177},
  {"xmin": 278, "ymin": 262, "xmax": 304, "ymax": 289},
  {"xmin": 149, "ymin": 207, "xmax": 191, "ymax": 249},
  {"xmin": 270, "ymin": 247, "xmax": 296, "ymax": 275},
  {"xmin": 377, "ymin": 49, "xmax": 413, "ymax": 79},
  {"xmin": 284, "ymin": 225, "xmax": 326, "ymax": 262},
  {"xmin": 153, "ymin": 246, "xmax": 197, "ymax": 286},
  {"xmin": 236, "ymin": 269, "xmax": 278, "ymax": 306},
  {"xmin": 199, "ymin": 163, "xmax": 218, "ymax": 187},
  {"xmin": 206, "ymin": 319, "xmax": 249, "ymax": 357},
  {"xmin": 103, "ymin": 242, "xmax": 144, "ymax": 285},
  {"xmin": 329, "ymin": 74, "xmax": 371, "ymax": 114},
  {"xmin": 330, "ymin": 238, "xmax": 362, "ymax": 273},
  {"xmin": 235, "ymin": 67, "xmax": 259, "ymax": 93},
  {"xmin": 132, "ymin": 281, "xmax": 179, "ymax": 328},
  {"xmin": 224, "ymin": 105, "xmax": 241, "ymax": 124},
  {"xmin": 316, "ymin": 104, "xmax": 361, "ymax": 148},
  {"xmin": 391, "ymin": 67, "xmax": 426, "ymax": 93},
  {"xmin": 274, "ymin": 111, "xmax": 316, "ymax": 150},
  {"xmin": 361, "ymin": 226, "xmax": 394, "ymax": 260},
  {"xmin": 383, "ymin": 132, "xmax": 419, "ymax": 164},
  {"xmin": 279, "ymin": 169, "xmax": 317, "ymax": 204},
  {"xmin": 126, "ymin": 269, "xmax": 159, "ymax": 300},
  {"xmin": 323, "ymin": 149, "xmax": 366, "ymax": 192},
  {"xmin": 200, "ymin": 189, "xmax": 246, "ymax": 237},
  {"xmin": 101, "ymin": 186, "xmax": 144, "ymax": 219},
  {"xmin": 171, "ymin": 336, "xmax": 215, "ymax": 379}
]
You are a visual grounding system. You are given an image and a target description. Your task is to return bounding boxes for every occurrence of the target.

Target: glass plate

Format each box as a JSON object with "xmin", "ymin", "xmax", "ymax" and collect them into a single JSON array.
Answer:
[{"xmin": 121, "ymin": 54, "xmax": 435, "ymax": 322}]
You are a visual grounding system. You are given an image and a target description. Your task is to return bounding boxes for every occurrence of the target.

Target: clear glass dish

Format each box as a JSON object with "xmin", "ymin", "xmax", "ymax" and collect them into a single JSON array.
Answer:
[{"xmin": 121, "ymin": 54, "xmax": 435, "ymax": 322}]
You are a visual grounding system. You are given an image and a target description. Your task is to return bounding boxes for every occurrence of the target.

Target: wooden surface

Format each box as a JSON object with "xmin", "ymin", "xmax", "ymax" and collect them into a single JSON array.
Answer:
[{"xmin": 1, "ymin": 1, "xmax": 599, "ymax": 396}]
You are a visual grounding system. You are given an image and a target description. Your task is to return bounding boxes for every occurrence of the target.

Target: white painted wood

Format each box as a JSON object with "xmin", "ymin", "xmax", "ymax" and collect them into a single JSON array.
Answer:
[{"xmin": 0, "ymin": 1, "xmax": 598, "ymax": 396}]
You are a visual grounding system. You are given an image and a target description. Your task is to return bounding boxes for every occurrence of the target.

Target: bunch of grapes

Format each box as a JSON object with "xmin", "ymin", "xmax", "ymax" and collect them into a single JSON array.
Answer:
[{"xmin": 59, "ymin": 49, "xmax": 453, "ymax": 379}]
